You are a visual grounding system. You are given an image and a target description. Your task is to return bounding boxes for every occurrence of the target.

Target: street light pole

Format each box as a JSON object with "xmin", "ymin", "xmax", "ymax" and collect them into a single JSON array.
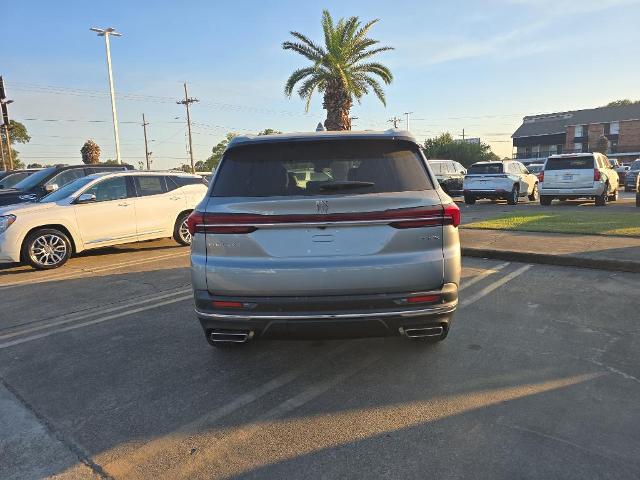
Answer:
[
  {"xmin": 91, "ymin": 27, "xmax": 122, "ymax": 164},
  {"xmin": 404, "ymin": 112, "xmax": 413, "ymax": 132}
]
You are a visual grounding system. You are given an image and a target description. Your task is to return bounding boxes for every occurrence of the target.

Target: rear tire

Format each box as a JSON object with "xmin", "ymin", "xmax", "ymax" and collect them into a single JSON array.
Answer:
[
  {"xmin": 173, "ymin": 211, "xmax": 192, "ymax": 246},
  {"xmin": 22, "ymin": 228, "xmax": 72, "ymax": 270},
  {"xmin": 595, "ymin": 190, "xmax": 608, "ymax": 207},
  {"xmin": 464, "ymin": 194, "xmax": 476, "ymax": 205},
  {"xmin": 540, "ymin": 196, "xmax": 553, "ymax": 206},
  {"xmin": 636, "ymin": 194, "xmax": 640, "ymax": 208},
  {"xmin": 528, "ymin": 183, "xmax": 539, "ymax": 202},
  {"xmin": 507, "ymin": 185, "xmax": 519, "ymax": 205}
]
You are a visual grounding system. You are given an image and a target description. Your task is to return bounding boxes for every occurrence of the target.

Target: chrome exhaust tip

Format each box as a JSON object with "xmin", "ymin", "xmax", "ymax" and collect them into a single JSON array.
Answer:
[
  {"xmin": 210, "ymin": 330, "xmax": 254, "ymax": 343},
  {"xmin": 400, "ymin": 326, "xmax": 444, "ymax": 338}
]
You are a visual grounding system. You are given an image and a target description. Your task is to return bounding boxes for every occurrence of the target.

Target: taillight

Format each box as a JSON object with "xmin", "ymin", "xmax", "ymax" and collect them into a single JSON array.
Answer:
[
  {"xmin": 443, "ymin": 203, "xmax": 461, "ymax": 228},
  {"xmin": 212, "ymin": 300, "xmax": 245, "ymax": 309},
  {"xmin": 594, "ymin": 169, "xmax": 601, "ymax": 181},
  {"xmin": 190, "ymin": 205, "xmax": 461, "ymax": 234},
  {"xmin": 538, "ymin": 171, "xmax": 544, "ymax": 182}
]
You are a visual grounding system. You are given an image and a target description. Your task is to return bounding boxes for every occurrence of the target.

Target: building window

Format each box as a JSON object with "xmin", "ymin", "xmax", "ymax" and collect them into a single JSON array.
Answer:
[
  {"xmin": 575, "ymin": 125, "xmax": 583, "ymax": 138},
  {"xmin": 549, "ymin": 145, "xmax": 557, "ymax": 154},
  {"xmin": 610, "ymin": 121, "xmax": 620, "ymax": 135},
  {"xmin": 574, "ymin": 142, "xmax": 582, "ymax": 153}
]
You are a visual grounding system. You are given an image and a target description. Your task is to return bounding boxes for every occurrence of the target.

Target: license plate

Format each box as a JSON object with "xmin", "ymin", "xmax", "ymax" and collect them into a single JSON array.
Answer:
[{"xmin": 563, "ymin": 175, "xmax": 573, "ymax": 180}]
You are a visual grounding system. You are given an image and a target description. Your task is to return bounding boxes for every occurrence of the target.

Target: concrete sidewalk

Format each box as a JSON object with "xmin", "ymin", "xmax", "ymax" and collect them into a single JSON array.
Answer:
[{"xmin": 461, "ymin": 228, "xmax": 640, "ymax": 273}]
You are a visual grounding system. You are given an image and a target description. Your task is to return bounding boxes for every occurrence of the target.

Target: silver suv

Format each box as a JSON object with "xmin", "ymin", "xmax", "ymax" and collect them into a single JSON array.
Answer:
[{"xmin": 188, "ymin": 131, "xmax": 461, "ymax": 346}]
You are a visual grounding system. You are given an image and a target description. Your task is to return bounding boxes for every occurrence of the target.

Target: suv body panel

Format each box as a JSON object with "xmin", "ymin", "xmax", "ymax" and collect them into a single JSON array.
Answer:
[
  {"xmin": 540, "ymin": 153, "xmax": 617, "ymax": 198},
  {"xmin": 191, "ymin": 131, "xmax": 461, "ymax": 340}
]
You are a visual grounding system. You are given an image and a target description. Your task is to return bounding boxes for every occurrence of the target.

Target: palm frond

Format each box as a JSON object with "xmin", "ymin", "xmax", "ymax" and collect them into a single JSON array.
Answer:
[
  {"xmin": 284, "ymin": 67, "xmax": 319, "ymax": 96},
  {"xmin": 282, "ymin": 41, "xmax": 322, "ymax": 62},
  {"xmin": 363, "ymin": 76, "xmax": 386, "ymax": 106},
  {"xmin": 289, "ymin": 31, "xmax": 326, "ymax": 56},
  {"xmin": 349, "ymin": 46, "xmax": 394, "ymax": 65},
  {"xmin": 352, "ymin": 62, "xmax": 393, "ymax": 84}
]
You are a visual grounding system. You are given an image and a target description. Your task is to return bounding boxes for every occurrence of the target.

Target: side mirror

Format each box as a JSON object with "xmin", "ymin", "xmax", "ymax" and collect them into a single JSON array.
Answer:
[
  {"xmin": 44, "ymin": 183, "xmax": 59, "ymax": 193},
  {"xmin": 76, "ymin": 193, "xmax": 96, "ymax": 204}
]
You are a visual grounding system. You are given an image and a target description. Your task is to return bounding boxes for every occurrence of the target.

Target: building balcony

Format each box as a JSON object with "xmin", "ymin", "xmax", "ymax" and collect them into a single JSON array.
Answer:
[{"xmin": 514, "ymin": 145, "xmax": 640, "ymax": 162}]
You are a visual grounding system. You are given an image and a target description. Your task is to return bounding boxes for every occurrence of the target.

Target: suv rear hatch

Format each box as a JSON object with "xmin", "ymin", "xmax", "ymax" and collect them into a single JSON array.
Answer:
[
  {"xmin": 543, "ymin": 155, "xmax": 595, "ymax": 189},
  {"xmin": 198, "ymin": 138, "xmax": 455, "ymax": 296},
  {"xmin": 463, "ymin": 163, "xmax": 512, "ymax": 191}
]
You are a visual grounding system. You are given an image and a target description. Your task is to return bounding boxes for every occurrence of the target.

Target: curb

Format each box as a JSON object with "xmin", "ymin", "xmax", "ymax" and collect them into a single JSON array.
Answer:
[{"xmin": 462, "ymin": 247, "xmax": 640, "ymax": 274}]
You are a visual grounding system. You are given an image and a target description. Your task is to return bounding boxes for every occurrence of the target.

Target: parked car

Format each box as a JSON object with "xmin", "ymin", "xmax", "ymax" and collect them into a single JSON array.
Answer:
[
  {"xmin": 462, "ymin": 160, "xmax": 539, "ymax": 205},
  {"xmin": 0, "ymin": 169, "xmax": 42, "ymax": 190},
  {"xmin": 427, "ymin": 159, "xmax": 466, "ymax": 196},
  {"xmin": 189, "ymin": 130, "xmax": 461, "ymax": 346},
  {"xmin": 526, "ymin": 163, "xmax": 544, "ymax": 175},
  {"xmin": 624, "ymin": 159, "xmax": 640, "ymax": 192},
  {"xmin": 539, "ymin": 153, "xmax": 618, "ymax": 206},
  {"xmin": 0, "ymin": 164, "xmax": 133, "ymax": 207},
  {"xmin": 608, "ymin": 158, "xmax": 621, "ymax": 169},
  {"xmin": 0, "ymin": 171, "xmax": 207, "ymax": 269},
  {"xmin": 616, "ymin": 165, "xmax": 630, "ymax": 185}
]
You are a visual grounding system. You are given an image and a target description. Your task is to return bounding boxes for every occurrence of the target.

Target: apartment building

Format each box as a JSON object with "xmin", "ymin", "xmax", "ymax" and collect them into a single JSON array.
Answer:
[{"xmin": 512, "ymin": 103, "xmax": 640, "ymax": 164}]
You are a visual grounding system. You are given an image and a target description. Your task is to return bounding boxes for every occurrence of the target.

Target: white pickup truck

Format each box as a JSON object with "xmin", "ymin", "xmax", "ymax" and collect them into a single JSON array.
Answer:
[
  {"xmin": 539, "ymin": 153, "xmax": 619, "ymax": 206},
  {"xmin": 463, "ymin": 160, "xmax": 539, "ymax": 205}
]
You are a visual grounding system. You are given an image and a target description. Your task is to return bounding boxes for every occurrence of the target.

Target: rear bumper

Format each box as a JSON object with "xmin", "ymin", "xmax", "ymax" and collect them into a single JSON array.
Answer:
[
  {"xmin": 463, "ymin": 189, "xmax": 510, "ymax": 198},
  {"xmin": 539, "ymin": 185, "xmax": 604, "ymax": 197},
  {"xmin": 194, "ymin": 285, "xmax": 458, "ymax": 339}
]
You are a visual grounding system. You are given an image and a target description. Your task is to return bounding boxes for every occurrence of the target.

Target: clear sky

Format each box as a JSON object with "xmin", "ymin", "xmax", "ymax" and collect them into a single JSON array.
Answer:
[{"xmin": 3, "ymin": 0, "xmax": 640, "ymax": 168}]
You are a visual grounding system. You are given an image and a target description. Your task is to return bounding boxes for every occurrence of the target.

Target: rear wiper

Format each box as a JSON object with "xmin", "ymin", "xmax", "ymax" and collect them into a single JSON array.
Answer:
[{"xmin": 318, "ymin": 181, "xmax": 374, "ymax": 191}]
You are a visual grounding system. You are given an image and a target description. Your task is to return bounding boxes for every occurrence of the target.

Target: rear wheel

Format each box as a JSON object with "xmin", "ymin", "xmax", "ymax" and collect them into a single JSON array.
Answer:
[
  {"xmin": 540, "ymin": 196, "xmax": 553, "ymax": 206},
  {"xmin": 507, "ymin": 185, "xmax": 519, "ymax": 205},
  {"xmin": 22, "ymin": 228, "xmax": 72, "ymax": 270},
  {"xmin": 464, "ymin": 194, "xmax": 476, "ymax": 205},
  {"xmin": 528, "ymin": 183, "xmax": 539, "ymax": 202},
  {"xmin": 595, "ymin": 185, "xmax": 609, "ymax": 207},
  {"xmin": 173, "ymin": 211, "xmax": 192, "ymax": 246},
  {"xmin": 636, "ymin": 193, "xmax": 640, "ymax": 208}
]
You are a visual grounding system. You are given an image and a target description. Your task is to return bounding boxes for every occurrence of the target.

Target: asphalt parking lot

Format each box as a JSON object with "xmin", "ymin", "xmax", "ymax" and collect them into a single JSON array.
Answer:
[
  {"xmin": 458, "ymin": 190, "xmax": 637, "ymax": 224},
  {"xmin": 1, "ymin": 241, "xmax": 640, "ymax": 479}
]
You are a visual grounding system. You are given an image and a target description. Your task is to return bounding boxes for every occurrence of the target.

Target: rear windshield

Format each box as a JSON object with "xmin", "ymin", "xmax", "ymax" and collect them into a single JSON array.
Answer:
[
  {"xmin": 546, "ymin": 156, "xmax": 594, "ymax": 170},
  {"xmin": 629, "ymin": 160, "xmax": 640, "ymax": 171},
  {"xmin": 468, "ymin": 163, "xmax": 504, "ymax": 174},
  {"xmin": 428, "ymin": 162, "xmax": 448, "ymax": 174},
  {"xmin": 211, "ymin": 140, "xmax": 433, "ymax": 197}
]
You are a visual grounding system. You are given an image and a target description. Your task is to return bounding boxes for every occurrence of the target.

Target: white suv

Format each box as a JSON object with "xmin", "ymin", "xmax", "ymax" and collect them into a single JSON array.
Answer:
[
  {"xmin": 539, "ymin": 153, "xmax": 619, "ymax": 206},
  {"xmin": 463, "ymin": 160, "xmax": 539, "ymax": 205},
  {"xmin": 0, "ymin": 171, "xmax": 207, "ymax": 269}
]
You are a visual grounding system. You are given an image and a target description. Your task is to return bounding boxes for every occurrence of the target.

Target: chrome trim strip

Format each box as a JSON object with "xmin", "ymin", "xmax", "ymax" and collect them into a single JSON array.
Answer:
[
  {"xmin": 197, "ymin": 216, "xmax": 444, "ymax": 229},
  {"xmin": 85, "ymin": 233, "xmax": 139, "ymax": 244},
  {"xmin": 194, "ymin": 302, "xmax": 457, "ymax": 320}
]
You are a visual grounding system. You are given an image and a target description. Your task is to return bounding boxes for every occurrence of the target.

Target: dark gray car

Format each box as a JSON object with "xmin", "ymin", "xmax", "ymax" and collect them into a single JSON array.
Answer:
[{"xmin": 188, "ymin": 131, "xmax": 461, "ymax": 346}]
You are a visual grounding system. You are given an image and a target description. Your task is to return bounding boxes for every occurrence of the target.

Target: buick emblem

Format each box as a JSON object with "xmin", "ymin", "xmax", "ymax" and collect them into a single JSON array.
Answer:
[{"xmin": 315, "ymin": 200, "xmax": 329, "ymax": 214}]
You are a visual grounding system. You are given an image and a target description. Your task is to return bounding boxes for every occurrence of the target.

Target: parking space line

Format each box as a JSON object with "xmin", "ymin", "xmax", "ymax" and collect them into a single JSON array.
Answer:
[
  {"xmin": 459, "ymin": 261, "xmax": 510, "ymax": 292},
  {"xmin": 460, "ymin": 264, "xmax": 532, "ymax": 308},
  {"xmin": 0, "ymin": 251, "xmax": 188, "ymax": 290},
  {"xmin": 0, "ymin": 288, "xmax": 191, "ymax": 341},
  {"xmin": 0, "ymin": 294, "xmax": 193, "ymax": 349},
  {"xmin": 104, "ymin": 341, "xmax": 357, "ymax": 477}
]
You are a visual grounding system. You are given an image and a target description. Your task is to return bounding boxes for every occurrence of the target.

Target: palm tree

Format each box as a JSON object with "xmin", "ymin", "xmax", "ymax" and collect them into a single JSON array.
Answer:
[
  {"xmin": 283, "ymin": 10, "xmax": 393, "ymax": 131},
  {"xmin": 80, "ymin": 140, "xmax": 101, "ymax": 165}
]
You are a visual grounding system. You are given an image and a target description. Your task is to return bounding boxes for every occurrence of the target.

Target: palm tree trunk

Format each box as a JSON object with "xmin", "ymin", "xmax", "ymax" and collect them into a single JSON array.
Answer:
[{"xmin": 323, "ymin": 82, "xmax": 352, "ymax": 131}]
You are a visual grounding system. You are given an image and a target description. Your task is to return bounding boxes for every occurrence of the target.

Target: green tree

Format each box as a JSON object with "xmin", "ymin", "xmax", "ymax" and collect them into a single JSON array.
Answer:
[
  {"xmin": 1, "ymin": 120, "xmax": 31, "ymax": 169},
  {"xmin": 257, "ymin": 129, "xmax": 282, "ymax": 136},
  {"xmin": 593, "ymin": 135, "xmax": 610, "ymax": 154},
  {"xmin": 80, "ymin": 140, "xmax": 101, "ymax": 165},
  {"xmin": 204, "ymin": 132, "xmax": 238, "ymax": 171},
  {"xmin": 283, "ymin": 10, "xmax": 393, "ymax": 131},
  {"xmin": 423, "ymin": 133, "xmax": 500, "ymax": 168},
  {"xmin": 27, "ymin": 163, "xmax": 43, "ymax": 168},
  {"xmin": 606, "ymin": 99, "xmax": 639, "ymax": 107}
]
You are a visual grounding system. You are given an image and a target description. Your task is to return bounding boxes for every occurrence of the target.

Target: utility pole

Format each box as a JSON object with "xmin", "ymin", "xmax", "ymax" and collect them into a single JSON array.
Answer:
[
  {"xmin": 0, "ymin": 76, "xmax": 14, "ymax": 170},
  {"xmin": 142, "ymin": 113, "xmax": 151, "ymax": 170},
  {"xmin": 404, "ymin": 112, "xmax": 413, "ymax": 132},
  {"xmin": 177, "ymin": 82, "xmax": 198, "ymax": 173},
  {"xmin": 462, "ymin": 128, "xmax": 465, "ymax": 141},
  {"xmin": 388, "ymin": 116, "xmax": 402, "ymax": 129},
  {"xmin": 90, "ymin": 27, "xmax": 123, "ymax": 164}
]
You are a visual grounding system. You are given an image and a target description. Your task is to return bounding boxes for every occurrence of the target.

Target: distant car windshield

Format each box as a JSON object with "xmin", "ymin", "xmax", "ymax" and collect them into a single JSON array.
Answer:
[
  {"xmin": 468, "ymin": 163, "xmax": 504, "ymax": 174},
  {"xmin": 546, "ymin": 156, "xmax": 594, "ymax": 170},
  {"xmin": 428, "ymin": 162, "xmax": 447, "ymax": 174},
  {"xmin": 212, "ymin": 139, "xmax": 433, "ymax": 197},
  {"xmin": 39, "ymin": 176, "xmax": 95, "ymax": 203},
  {"xmin": 629, "ymin": 160, "xmax": 640, "ymax": 171},
  {"xmin": 527, "ymin": 164, "xmax": 543, "ymax": 173},
  {"xmin": 0, "ymin": 172, "xmax": 31, "ymax": 189},
  {"xmin": 12, "ymin": 167, "xmax": 56, "ymax": 190}
]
